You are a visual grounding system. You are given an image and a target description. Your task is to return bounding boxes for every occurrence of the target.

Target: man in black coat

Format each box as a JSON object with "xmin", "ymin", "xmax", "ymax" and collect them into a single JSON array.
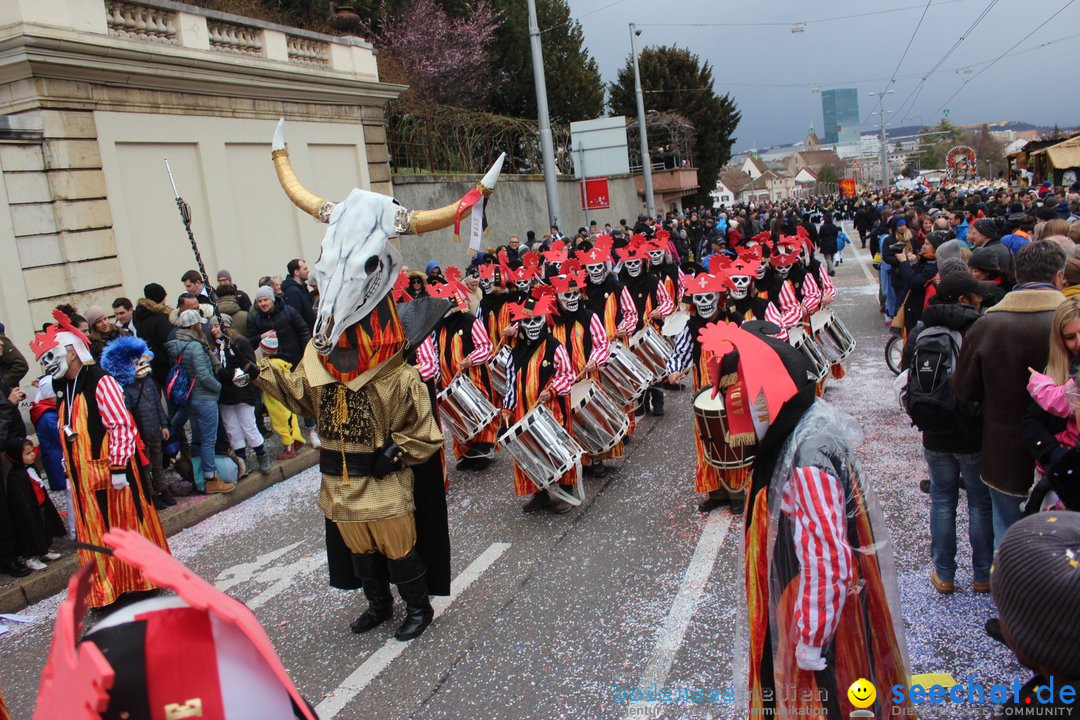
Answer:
[
  {"xmin": 817, "ymin": 213, "xmax": 840, "ymax": 276},
  {"xmin": 133, "ymin": 283, "xmax": 175, "ymax": 390},
  {"xmin": 281, "ymin": 258, "xmax": 315, "ymax": 331},
  {"xmin": 246, "ymin": 286, "xmax": 311, "ymax": 369}
]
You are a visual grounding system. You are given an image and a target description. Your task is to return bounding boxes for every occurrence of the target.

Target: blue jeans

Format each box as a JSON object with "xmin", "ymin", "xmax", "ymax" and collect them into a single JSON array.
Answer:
[
  {"xmin": 187, "ymin": 398, "xmax": 219, "ymax": 488},
  {"xmin": 989, "ymin": 485, "xmax": 1025, "ymax": 550},
  {"xmin": 924, "ymin": 449, "xmax": 993, "ymax": 583},
  {"xmin": 880, "ymin": 265, "xmax": 897, "ymax": 318}
]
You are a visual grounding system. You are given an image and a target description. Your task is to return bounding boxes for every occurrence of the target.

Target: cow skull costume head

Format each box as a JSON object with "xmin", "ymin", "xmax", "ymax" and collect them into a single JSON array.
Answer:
[{"xmin": 272, "ymin": 119, "xmax": 504, "ymax": 355}]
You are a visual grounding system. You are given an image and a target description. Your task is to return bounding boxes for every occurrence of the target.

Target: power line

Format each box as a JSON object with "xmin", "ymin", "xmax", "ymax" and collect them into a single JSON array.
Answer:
[
  {"xmin": 933, "ymin": 0, "xmax": 1077, "ymax": 117},
  {"xmin": 861, "ymin": 0, "xmax": 934, "ymax": 132},
  {"xmin": 638, "ymin": 0, "xmax": 973, "ymax": 28}
]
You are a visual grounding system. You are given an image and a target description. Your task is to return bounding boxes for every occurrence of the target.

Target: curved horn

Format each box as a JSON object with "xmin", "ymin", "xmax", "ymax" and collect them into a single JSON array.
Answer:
[
  {"xmin": 403, "ymin": 152, "xmax": 507, "ymax": 236},
  {"xmin": 271, "ymin": 118, "xmax": 335, "ymax": 224}
]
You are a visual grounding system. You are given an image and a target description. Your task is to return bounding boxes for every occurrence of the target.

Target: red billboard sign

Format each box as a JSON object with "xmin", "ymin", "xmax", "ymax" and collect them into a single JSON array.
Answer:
[{"xmin": 580, "ymin": 177, "xmax": 610, "ymax": 210}]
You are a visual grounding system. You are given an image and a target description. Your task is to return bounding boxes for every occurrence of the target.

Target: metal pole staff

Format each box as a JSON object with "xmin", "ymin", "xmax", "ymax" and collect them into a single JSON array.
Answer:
[{"xmin": 164, "ymin": 159, "xmax": 223, "ymax": 326}]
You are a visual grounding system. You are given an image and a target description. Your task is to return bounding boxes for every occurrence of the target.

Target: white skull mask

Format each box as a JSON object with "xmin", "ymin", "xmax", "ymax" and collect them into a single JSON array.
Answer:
[
  {"xmin": 514, "ymin": 279, "xmax": 532, "ymax": 292},
  {"xmin": 755, "ymin": 260, "xmax": 769, "ymax": 280},
  {"xmin": 648, "ymin": 249, "xmax": 665, "ymax": 266},
  {"xmin": 624, "ymin": 259, "xmax": 643, "ymax": 278},
  {"xmin": 558, "ymin": 290, "xmax": 581, "ymax": 313},
  {"xmin": 774, "ymin": 264, "xmax": 792, "ymax": 279},
  {"xmin": 692, "ymin": 292, "xmax": 719, "ymax": 319},
  {"xmin": 520, "ymin": 316, "xmax": 546, "ymax": 341},
  {"xmin": 729, "ymin": 275, "xmax": 752, "ymax": 300},
  {"xmin": 586, "ymin": 263, "xmax": 607, "ymax": 284},
  {"xmin": 478, "ymin": 276, "xmax": 495, "ymax": 293},
  {"xmin": 39, "ymin": 346, "xmax": 70, "ymax": 381}
]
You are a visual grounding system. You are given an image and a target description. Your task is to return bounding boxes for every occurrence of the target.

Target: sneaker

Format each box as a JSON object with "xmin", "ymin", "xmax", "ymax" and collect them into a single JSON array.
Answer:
[
  {"xmin": 276, "ymin": 448, "xmax": 297, "ymax": 461},
  {"xmin": 930, "ymin": 569, "xmax": 955, "ymax": 594},
  {"xmin": 234, "ymin": 455, "xmax": 249, "ymax": 479},
  {"xmin": 204, "ymin": 478, "xmax": 236, "ymax": 494},
  {"xmin": 308, "ymin": 429, "xmax": 322, "ymax": 449},
  {"xmin": 42, "ymin": 551, "xmax": 62, "ymax": 561},
  {"xmin": 23, "ymin": 557, "xmax": 47, "ymax": 571}
]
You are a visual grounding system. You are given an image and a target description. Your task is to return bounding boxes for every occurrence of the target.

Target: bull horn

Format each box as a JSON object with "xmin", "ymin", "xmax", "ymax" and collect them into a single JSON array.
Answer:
[
  {"xmin": 404, "ymin": 152, "xmax": 506, "ymax": 236},
  {"xmin": 271, "ymin": 118, "xmax": 335, "ymax": 223}
]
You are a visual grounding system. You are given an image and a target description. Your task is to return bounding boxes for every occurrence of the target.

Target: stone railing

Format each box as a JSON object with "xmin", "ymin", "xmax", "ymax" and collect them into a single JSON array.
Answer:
[
  {"xmin": 105, "ymin": 1, "xmax": 179, "ymax": 44},
  {"xmin": 286, "ymin": 36, "xmax": 330, "ymax": 66},
  {"xmin": 207, "ymin": 20, "xmax": 263, "ymax": 55},
  {"xmin": 94, "ymin": 0, "xmax": 375, "ymax": 77}
]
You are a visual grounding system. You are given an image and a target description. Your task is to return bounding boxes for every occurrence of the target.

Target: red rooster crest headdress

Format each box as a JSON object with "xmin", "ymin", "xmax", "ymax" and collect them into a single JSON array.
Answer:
[{"xmin": 30, "ymin": 309, "xmax": 93, "ymax": 363}]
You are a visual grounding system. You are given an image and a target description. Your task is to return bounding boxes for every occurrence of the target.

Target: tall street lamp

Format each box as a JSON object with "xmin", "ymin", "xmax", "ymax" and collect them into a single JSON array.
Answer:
[
  {"xmin": 528, "ymin": 0, "xmax": 561, "ymax": 228},
  {"xmin": 629, "ymin": 23, "xmax": 655, "ymax": 218}
]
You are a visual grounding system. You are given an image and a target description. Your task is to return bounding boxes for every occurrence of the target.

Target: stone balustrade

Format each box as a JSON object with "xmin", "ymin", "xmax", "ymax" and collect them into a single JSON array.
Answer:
[
  {"xmin": 207, "ymin": 20, "xmax": 263, "ymax": 55},
  {"xmin": 106, "ymin": 1, "xmax": 179, "ymax": 44}
]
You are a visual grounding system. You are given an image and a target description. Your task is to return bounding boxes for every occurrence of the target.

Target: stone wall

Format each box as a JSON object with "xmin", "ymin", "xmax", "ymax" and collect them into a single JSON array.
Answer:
[{"xmin": 389, "ymin": 174, "xmax": 645, "ymax": 271}]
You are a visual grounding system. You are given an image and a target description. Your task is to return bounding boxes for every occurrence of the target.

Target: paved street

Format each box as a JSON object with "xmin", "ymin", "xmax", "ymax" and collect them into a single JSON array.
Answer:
[{"xmin": 2, "ymin": 227, "xmax": 1024, "ymax": 719}]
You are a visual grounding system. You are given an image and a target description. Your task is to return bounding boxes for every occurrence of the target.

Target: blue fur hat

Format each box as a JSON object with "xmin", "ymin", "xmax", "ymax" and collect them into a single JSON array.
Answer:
[{"xmin": 99, "ymin": 336, "xmax": 152, "ymax": 387}]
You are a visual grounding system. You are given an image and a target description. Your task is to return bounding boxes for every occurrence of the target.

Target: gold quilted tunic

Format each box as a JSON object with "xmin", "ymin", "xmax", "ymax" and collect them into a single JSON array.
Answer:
[{"xmin": 256, "ymin": 344, "xmax": 443, "ymax": 522}]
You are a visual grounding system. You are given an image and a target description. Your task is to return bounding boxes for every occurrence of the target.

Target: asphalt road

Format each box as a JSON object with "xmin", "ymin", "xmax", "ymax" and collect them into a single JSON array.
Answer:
[{"xmin": 1, "ymin": 226, "xmax": 1024, "ymax": 719}]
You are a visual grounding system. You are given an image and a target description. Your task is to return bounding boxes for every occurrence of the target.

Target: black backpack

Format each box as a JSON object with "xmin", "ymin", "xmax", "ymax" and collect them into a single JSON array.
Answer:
[{"xmin": 902, "ymin": 325, "xmax": 967, "ymax": 433}]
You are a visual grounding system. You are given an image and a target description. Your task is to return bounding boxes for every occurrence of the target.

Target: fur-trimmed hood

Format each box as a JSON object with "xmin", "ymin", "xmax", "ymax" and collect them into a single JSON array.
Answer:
[
  {"xmin": 99, "ymin": 335, "xmax": 151, "ymax": 386},
  {"xmin": 137, "ymin": 297, "xmax": 171, "ymax": 315}
]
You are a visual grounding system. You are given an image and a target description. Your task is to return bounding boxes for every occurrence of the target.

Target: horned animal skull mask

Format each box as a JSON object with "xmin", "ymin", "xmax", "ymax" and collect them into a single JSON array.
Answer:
[{"xmin": 272, "ymin": 119, "xmax": 504, "ymax": 355}]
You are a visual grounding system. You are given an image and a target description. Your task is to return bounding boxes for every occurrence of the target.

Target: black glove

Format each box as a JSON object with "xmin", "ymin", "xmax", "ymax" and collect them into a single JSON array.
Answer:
[{"xmin": 372, "ymin": 442, "xmax": 404, "ymax": 479}]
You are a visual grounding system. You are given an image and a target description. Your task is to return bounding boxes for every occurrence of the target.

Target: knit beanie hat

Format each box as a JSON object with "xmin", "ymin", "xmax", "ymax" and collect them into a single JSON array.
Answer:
[
  {"xmin": 259, "ymin": 334, "xmax": 279, "ymax": 354},
  {"xmin": 968, "ymin": 247, "xmax": 1001, "ymax": 273},
  {"xmin": 143, "ymin": 283, "xmax": 167, "ymax": 304},
  {"xmin": 255, "ymin": 285, "xmax": 275, "ymax": 302},
  {"xmin": 84, "ymin": 305, "xmax": 107, "ymax": 326},
  {"xmin": 972, "ymin": 217, "xmax": 1001, "ymax": 242},
  {"xmin": 992, "ymin": 512, "xmax": 1080, "ymax": 677},
  {"xmin": 178, "ymin": 309, "xmax": 203, "ymax": 328}
]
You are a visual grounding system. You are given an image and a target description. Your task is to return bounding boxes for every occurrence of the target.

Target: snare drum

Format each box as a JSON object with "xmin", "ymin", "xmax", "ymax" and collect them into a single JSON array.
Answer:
[
  {"xmin": 661, "ymin": 309, "xmax": 690, "ymax": 338},
  {"xmin": 570, "ymin": 379, "xmax": 630, "ymax": 455},
  {"xmin": 498, "ymin": 405, "xmax": 585, "ymax": 505},
  {"xmin": 487, "ymin": 349, "xmax": 509, "ymax": 399},
  {"xmin": 628, "ymin": 325, "xmax": 674, "ymax": 381},
  {"xmin": 821, "ymin": 310, "xmax": 856, "ymax": 360},
  {"xmin": 692, "ymin": 386, "xmax": 755, "ymax": 470},
  {"xmin": 597, "ymin": 344, "xmax": 653, "ymax": 405},
  {"xmin": 437, "ymin": 374, "xmax": 499, "ymax": 444},
  {"xmin": 788, "ymin": 326, "xmax": 829, "ymax": 382}
]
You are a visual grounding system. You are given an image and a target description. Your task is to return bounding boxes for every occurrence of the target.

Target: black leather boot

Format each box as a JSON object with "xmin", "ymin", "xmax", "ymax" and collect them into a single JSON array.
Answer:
[
  {"xmin": 388, "ymin": 550, "xmax": 434, "ymax": 641},
  {"xmin": 650, "ymin": 386, "xmax": 665, "ymax": 416},
  {"xmin": 350, "ymin": 552, "xmax": 393, "ymax": 634}
]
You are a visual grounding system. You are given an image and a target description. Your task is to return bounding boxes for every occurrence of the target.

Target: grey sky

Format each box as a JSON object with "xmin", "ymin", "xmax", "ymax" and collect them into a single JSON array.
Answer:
[{"xmin": 564, "ymin": 0, "xmax": 1080, "ymax": 151}]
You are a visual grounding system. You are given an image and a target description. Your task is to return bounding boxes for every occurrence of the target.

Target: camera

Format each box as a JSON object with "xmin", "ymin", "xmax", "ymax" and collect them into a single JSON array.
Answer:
[{"xmin": 888, "ymin": 242, "xmax": 906, "ymax": 254}]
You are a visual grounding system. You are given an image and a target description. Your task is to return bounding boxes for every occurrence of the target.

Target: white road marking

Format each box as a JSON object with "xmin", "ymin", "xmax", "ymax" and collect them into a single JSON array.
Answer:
[
  {"xmin": 315, "ymin": 542, "xmax": 512, "ymax": 718},
  {"xmin": 625, "ymin": 512, "xmax": 733, "ymax": 719},
  {"xmin": 247, "ymin": 555, "xmax": 324, "ymax": 610},
  {"xmin": 215, "ymin": 541, "xmax": 304, "ymax": 591}
]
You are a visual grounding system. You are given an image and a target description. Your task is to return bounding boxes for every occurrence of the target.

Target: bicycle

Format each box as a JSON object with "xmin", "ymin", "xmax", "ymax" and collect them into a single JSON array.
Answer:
[{"xmin": 885, "ymin": 332, "xmax": 903, "ymax": 375}]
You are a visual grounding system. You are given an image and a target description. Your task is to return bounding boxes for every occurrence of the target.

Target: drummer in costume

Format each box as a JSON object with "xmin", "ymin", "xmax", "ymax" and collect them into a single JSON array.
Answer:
[
  {"xmin": 501, "ymin": 294, "xmax": 578, "ymax": 514},
  {"xmin": 618, "ymin": 236, "xmax": 674, "ymax": 417},
  {"xmin": 30, "ymin": 310, "xmax": 170, "ymax": 608},
  {"xmin": 646, "ymin": 229, "xmax": 684, "ymax": 308},
  {"xmin": 759, "ymin": 241, "xmax": 805, "ymax": 332},
  {"xmin": 662, "ymin": 272, "xmax": 749, "ymax": 515},
  {"xmin": 427, "ymin": 270, "xmax": 498, "ymax": 471},
  {"xmin": 796, "ymin": 231, "xmax": 845, "ymax": 381},
  {"xmin": 256, "ymin": 121, "xmax": 501, "ymax": 641},
  {"xmin": 577, "ymin": 236, "xmax": 640, "ymax": 436},
  {"xmin": 476, "ymin": 263, "xmax": 508, "ymax": 344},
  {"xmin": 709, "ymin": 252, "xmax": 791, "ymax": 341},
  {"xmin": 549, "ymin": 268, "xmax": 613, "ymax": 476},
  {"xmin": 698, "ymin": 321, "xmax": 912, "ymax": 718},
  {"xmin": 541, "ymin": 240, "xmax": 569, "ymax": 280}
]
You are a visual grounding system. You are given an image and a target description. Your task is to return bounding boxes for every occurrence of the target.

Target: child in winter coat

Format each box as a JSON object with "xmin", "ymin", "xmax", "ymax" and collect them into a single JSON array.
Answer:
[
  {"xmin": 1026, "ymin": 367, "xmax": 1079, "ymax": 511},
  {"xmin": 5, "ymin": 439, "xmax": 65, "ymax": 571},
  {"xmin": 29, "ymin": 375, "xmax": 67, "ymax": 491},
  {"xmin": 259, "ymin": 335, "xmax": 305, "ymax": 460}
]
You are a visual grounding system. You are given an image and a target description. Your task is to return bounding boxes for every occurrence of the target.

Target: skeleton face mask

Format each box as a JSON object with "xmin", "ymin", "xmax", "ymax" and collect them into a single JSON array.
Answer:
[
  {"xmin": 478, "ymin": 276, "xmax": 495, "ymax": 293},
  {"xmin": 692, "ymin": 292, "xmax": 719, "ymax": 319},
  {"xmin": 558, "ymin": 290, "xmax": 581, "ymax": 313},
  {"xmin": 729, "ymin": 275, "xmax": 752, "ymax": 300},
  {"xmin": 586, "ymin": 263, "xmax": 607, "ymax": 284},
  {"xmin": 135, "ymin": 355, "xmax": 152, "ymax": 379},
  {"xmin": 648, "ymin": 249, "xmax": 665, "ymax": 266},
  {"xmin": 755, "ymin": 261, "xmax": 768, "ymax": 280},
  {"xmin": 514, "ymin": 278, "xmax": 532, "ymax": 292},
  {"xmin": 520, "ymin": 316, "xmax": 547, "ymax": 341},
  {"xmin": 624, "ymin": 259, "xmax": 643, "ymax": 278},
  {"xmin": 39, "ymin": 346, "xmax": 70, "ymax": 381},
  {"xmin": 774, "ymin": 264, "xmax": 792, "ymax": 279}
]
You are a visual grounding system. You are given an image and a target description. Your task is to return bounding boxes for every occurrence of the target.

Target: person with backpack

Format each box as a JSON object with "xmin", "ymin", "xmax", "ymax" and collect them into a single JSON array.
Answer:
[
  {"xmin": 165, "ymin": 309, "xmax": 233, "ymax": 494},
  {"xmin": 901, "ymin": 272, "xmax": 992, "ymax": 595}
]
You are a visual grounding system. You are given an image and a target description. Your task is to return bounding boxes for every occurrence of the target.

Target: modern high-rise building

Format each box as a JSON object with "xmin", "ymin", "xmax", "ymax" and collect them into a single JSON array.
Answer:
[{"xmin": 821, "ymin": 88, "xmax": 860, "ymax": 145}]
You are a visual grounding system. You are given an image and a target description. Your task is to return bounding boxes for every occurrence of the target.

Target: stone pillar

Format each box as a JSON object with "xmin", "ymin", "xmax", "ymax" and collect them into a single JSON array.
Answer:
[{"xmin": 363, "ymin": 108, "xmax": 393, "ymax": 196}]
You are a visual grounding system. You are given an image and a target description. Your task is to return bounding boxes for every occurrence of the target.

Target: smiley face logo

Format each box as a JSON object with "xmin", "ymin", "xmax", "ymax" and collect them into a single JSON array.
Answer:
[{"xmin": 848, "ymin": 678, "xmax": 877, "ymax": 709}]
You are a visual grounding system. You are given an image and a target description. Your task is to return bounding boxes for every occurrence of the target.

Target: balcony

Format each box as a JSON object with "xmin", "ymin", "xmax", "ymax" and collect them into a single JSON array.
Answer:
[{"xmin": 634, "ymin": 164, "xmax": 699, "ymax": 209}]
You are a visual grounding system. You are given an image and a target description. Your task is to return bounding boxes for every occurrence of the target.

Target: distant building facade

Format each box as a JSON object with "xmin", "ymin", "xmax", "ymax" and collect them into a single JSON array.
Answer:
[{"xmin": 822, "ymin": 89, "xmax": 860, "ymax": 145}]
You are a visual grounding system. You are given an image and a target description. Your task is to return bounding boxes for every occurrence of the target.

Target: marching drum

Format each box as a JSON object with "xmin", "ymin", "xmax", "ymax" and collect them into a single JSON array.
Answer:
[
  {"xmin": 487, "ymin": 349, "xmax": 509, "ymax": 399},
  {"xmin": 570, "ymin": 379, "xmax": 630, "ymax": 455},
  {"xmin": 661, "ymin": 309, "xmax": 690, "ymax": 339},
  {"xmin": 437, "ymin": 374, "xmax": 499, "ymax": 444},
  {"xmin": 788, "ymin": 326, "xmax": 830, "ymax": 382},
  {"xmin": 628, "ymin": 325, "xmax": 674, "ymax": 381},
  {"xmin": 597, "ymin": 344, "xmax": 652, "ymax": 405},
  {"xmin": 812, "ymin": 308, "xmax": 857, "ymax": 361},
  {"xmin": 692, "ymin": 386, "xmax": 756, "ymax": 470},
  {"xmin": 498, "ymin": 405, "xmax": 584, "ymax": 505}
]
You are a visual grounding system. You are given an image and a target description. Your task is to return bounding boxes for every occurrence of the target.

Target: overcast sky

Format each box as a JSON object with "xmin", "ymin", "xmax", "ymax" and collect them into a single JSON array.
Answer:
[{"xmin": 564, "ymin": 0, "xmax": 1080, "ymax": 151}]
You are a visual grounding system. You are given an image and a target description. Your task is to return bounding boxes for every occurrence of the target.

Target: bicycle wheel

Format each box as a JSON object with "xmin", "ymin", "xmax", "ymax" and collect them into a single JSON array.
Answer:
[{"xmin": 885, "ymin": 334, "xmax": 903, "ymax": 376}]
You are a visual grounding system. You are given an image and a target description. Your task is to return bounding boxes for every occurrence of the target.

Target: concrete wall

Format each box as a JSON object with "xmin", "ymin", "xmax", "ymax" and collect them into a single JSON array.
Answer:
[{"xmin": 389, "ymin": 174, "xmax": 645, "ymax": 272}]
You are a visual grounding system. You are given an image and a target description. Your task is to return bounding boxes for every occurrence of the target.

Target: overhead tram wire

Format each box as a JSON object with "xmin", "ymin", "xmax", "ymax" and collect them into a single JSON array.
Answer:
[
  {"xmin": 887, "ymin": 0, "xmax": 1001, "ymax": 126},
  {"xmin": 639, "ymin": 0, "xmax": 974, "ymax": 28},
  {"xmin": 542, "ymin": 0, "xmax": 632, "ymax": 32},
  {"xmin": 861, "ymin": 0, "xmax": 935, "ymax": 133},
  {"xmin": 933, "ymin": 0, "xmax": 1077, "ymax": 117}
]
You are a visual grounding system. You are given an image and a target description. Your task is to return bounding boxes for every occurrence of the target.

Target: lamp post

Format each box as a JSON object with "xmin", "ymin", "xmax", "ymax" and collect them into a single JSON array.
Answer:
[
  {"xmin": 629, "ymin": 23, "xmax": 655, "ymax": 219},
  {"xmin": 868, "ymin": 90, "xmax": 894, "ymax": 189},
  {"xmin": 527, "ymin": 0, "xmax": 561, "ymax": 228}
]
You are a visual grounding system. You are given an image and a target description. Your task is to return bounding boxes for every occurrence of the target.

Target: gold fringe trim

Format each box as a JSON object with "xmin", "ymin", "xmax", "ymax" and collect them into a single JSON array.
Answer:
[
  {"xmin": 718, "ymin": 371, "xmax": 740, "ymax": 388},
  {"xmin": 724, "ymin": 431, "xmax": 758, "ymax": 447}
]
